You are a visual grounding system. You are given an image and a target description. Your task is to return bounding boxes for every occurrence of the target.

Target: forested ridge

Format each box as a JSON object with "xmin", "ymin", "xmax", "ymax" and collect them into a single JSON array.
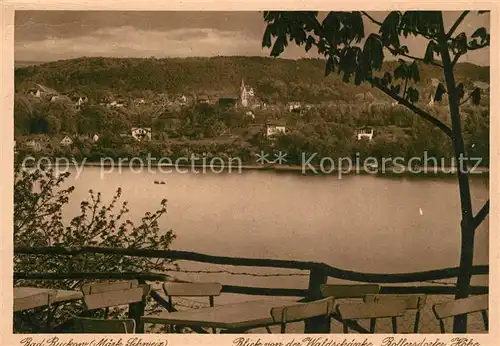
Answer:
[{"xmin": 15, "ymin": 56, "xmax": 489, "ymax": 99}]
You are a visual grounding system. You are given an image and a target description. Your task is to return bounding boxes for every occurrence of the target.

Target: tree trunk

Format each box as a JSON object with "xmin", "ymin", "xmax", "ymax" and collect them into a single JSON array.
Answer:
[
  {"xmin": 454, "ymin": 222, "xmax": 475, "ymax": 332},
  {"xmin": 437, "ymin": 15, "xmax": 475, "ymax": 333}
]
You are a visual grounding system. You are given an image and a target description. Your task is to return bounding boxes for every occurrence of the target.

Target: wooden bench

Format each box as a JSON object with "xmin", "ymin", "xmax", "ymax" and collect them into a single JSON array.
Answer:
[
  {"xmin": 270, "ymin": 297, "xmax": 336, "ymax": 333},
  {"xmin": 364, "ymin": 294, "xmax": 426, "ymax": 333},
  {"xmin": 81, "ymin": 280, "xmax": 150, "ymax": 333},
  {"xmin": 163, "ymin": 282, "xmax": 222, "ymax": 333},
  {"xmin": 14, "ymin": 290, "xmax": 56, "ymax": 312},
  {"xmin": 432, "ymin": 294, "xmax": 488, "ymax": 333},
  {"xmin": 336, "ymin": 299, "xmax": 407, "ymax": 333}
]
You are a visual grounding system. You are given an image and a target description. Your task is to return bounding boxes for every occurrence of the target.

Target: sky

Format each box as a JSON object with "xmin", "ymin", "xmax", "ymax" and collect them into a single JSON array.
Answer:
[{"xmin": 14, "ymin": 11, "xmax": 490, "ymax": 65}]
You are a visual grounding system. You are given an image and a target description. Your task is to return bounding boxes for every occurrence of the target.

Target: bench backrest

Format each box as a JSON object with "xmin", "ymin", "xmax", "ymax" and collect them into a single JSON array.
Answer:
[
  {"xmin": 364, "ymin": 294, "xmax": 427, "ymax": 333},
  {"xmin": 432, "ymin": 294, "xmax": 488, "ymax": 333},
  {"xmin": 364, "ymin": 294, "xmax": 427, "ymax": 310},
  {"xmin": 336, "ymin": 299, "xmax": 407, "ymax": 333},
  {"xmin": 83, "ymin": 287, "xmax": 146, "ymax": 311},
  {"xmin": 163, "ymin": 282, "xmax": 222, "ymax": 297},
  {"xmin": 81, "ymin": 280, "xmax": 139, "ymax": 295},
  {"xmin": 271, "ymin": 297, "xmax": 335, "ymax": 333}
]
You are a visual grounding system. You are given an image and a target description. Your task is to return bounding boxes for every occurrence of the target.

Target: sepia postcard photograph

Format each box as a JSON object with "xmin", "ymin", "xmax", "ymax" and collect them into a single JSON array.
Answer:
[{"xmin": 1, "ymin": 2, "xmax": 498, "ymax": 346}]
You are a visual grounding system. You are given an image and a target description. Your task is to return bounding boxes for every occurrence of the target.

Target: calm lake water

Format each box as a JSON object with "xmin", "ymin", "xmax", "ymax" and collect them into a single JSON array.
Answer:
[{"xmin": 61, "ymin": 168, "xmax": 489, "ymax": 294}]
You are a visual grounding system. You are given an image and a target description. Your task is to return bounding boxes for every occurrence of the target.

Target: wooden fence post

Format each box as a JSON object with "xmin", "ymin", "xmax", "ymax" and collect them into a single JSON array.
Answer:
[{"xmin": 304, "ymin": 264, "xmax": 329, "ymax": 333}]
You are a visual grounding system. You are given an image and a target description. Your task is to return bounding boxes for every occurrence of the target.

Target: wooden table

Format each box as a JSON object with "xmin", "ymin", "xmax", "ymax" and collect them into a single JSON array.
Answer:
[
  {"xmin": 14, "ymin": 287, "xmax": 84, "ymax": 333},
  {"xmin": 14, "ymin": 287, "xmax": 83, "ymax": 309},
  {"xmin": 142, "ymin": 298, "xmax": 299, "ymax": 333}
]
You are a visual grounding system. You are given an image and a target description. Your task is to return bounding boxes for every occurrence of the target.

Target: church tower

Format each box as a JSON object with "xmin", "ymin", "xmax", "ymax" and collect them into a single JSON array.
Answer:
[{"xmin": 240, "ymin": 79, "xmax": 248, "ymax": 107}]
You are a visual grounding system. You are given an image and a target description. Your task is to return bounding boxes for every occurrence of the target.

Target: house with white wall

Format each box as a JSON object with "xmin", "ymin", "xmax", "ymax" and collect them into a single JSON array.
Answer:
[
  {"xmin": 131, "ymin": 127, "xmax": 152, "ymax": 141},
  {"xmin": 356, "ymin": 128, "xmax": 374, "ymax": 141},
  {"xmin": 25, "ymin": 139, "xmax": 42, "ymax": 151},
  {"xmin": 60, "ymin": 136, "xmax": 73, "ymax": 146},
  {"xmin": 266, "ymin": 122, "xmax": 286, "ymax": 138},
  {"xmin": 287, "ymin": 102, "xmax": 302, "ymax": 112}
]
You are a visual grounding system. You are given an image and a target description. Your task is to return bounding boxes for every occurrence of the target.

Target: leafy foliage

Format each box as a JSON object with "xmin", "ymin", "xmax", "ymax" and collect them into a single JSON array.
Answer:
[
  {"xmin": 262, "ymin": 10, "xmax": 491, "ymax": 333},
  {"xmin": 14, "ymin": 161, "xmax": 176, "ymax": 330},
  {"xmin": 262, "ymin": 11, "xmax": 489, "ymax": 107}
]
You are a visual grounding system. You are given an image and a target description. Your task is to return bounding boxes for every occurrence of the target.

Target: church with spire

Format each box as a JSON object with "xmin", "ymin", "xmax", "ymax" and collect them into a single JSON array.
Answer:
[{"xmin": 240, "ymin": 79, "xmax": 255, "ymax": 108}]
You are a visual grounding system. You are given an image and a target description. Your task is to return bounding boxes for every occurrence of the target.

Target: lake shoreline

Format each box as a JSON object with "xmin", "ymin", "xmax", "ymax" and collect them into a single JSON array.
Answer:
[{"xmin": 22, "ymin": 160, "xmax": 490, "ymax": 177}]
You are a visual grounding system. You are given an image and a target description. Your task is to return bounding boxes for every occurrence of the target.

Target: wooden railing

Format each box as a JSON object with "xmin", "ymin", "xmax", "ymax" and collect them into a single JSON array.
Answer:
[{"xmin": 14, "ymin": 246, "xmax": 489, "ymax": 333}]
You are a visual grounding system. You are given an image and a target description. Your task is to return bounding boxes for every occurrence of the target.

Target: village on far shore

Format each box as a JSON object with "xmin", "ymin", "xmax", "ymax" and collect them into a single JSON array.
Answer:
[
  {"xmin": 16, "ymin": 78, "xmax": 489, "ymax": 148},
  {"xmin": 14, "ymin": 57, "xmax": 490, "ymax": 169},
  {"xmin": 18, "ymin": 79, "xmax": 294, "ymax": 150}
]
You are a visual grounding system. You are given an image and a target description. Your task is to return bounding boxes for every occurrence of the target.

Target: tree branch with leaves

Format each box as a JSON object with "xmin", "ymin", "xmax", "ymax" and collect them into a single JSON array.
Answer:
[
  {"xmin": 262, "ymin": 10, "xmax": 490, "ymax": 333},
  {"xmin": 14, "ymin": 160, "xmax": 176, "ymax": 330}
]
